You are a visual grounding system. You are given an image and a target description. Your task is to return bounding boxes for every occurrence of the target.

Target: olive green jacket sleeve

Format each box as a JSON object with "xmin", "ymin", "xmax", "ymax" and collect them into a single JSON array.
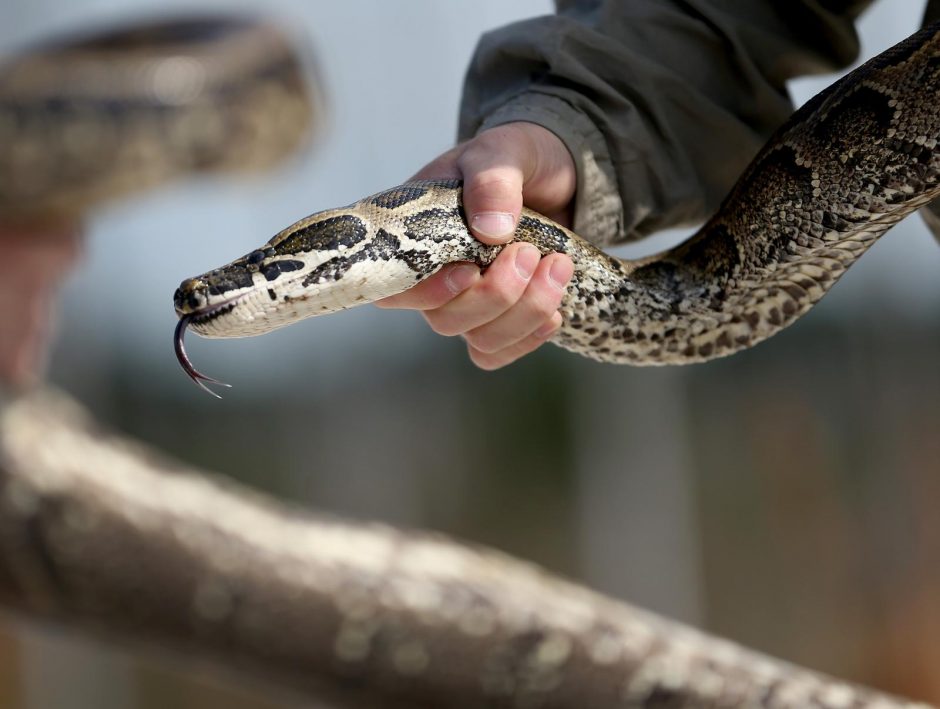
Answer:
[{"xmin": 458, "ymin": 0, "xmax": 879, "ymax": 246}]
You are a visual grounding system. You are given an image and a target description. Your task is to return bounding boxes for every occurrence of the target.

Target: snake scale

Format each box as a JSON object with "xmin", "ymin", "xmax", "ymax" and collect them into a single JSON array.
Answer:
[{"xmin": 174, "ymin": 23, "xmax": 939, "ymax": 393}]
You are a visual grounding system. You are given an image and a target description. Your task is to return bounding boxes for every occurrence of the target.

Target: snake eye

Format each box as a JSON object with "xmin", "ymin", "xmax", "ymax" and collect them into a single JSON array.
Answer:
[
  {"xmin": 187, "ymin": 291, "xmax": 205, "ymax": 309},
  {"xmin": 247, "ymin": 250, "xmax": 265, "ymax": 265}
]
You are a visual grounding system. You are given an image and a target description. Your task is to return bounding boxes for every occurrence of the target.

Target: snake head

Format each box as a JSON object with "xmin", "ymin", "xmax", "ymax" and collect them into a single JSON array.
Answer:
[
  {"xmin": 171, "ymin": 251, "xmax": 306, "ymax": 397},
  {"xmin": 173, "ymin": 261, "xmax": 255, "ymax": 324},
  {"xmin": 173, "ymin": 274, "xmax": 244, "ymax": 398},
  {"xmin": 173, "ymin": 277, "xmax": 209, "ymax": 313},
  {"xmin": 170, "ymin": 181, "xmax": 468, "ymax": 396}
]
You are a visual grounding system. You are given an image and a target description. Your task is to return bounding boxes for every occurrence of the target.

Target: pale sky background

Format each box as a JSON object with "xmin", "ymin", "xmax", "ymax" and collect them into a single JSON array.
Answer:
[{"xmin": 0, "ymin": 0, "xmax": 935, "ymax": 398}]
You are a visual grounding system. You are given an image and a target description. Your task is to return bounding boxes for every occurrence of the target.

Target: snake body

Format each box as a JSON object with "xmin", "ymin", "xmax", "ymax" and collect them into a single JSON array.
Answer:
[
  {"xmin": 0, "ymin": 17, "xmax": 313, "ymax": 223},
  {"xmin": 175, "ymin": 23, "xmax": 939, "ymax": 385}
]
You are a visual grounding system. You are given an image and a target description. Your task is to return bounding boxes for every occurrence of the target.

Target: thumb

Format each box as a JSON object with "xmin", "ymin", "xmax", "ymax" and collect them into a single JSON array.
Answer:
[{"xmin": 456, "ymin": 127, "xmax": 535, "ymax": 245}]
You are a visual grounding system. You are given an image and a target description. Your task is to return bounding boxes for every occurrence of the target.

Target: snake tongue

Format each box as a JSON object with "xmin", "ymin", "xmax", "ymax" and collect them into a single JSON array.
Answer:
[{"xmin": 173, "ymin": 315, "xmax": 231, "ymax": 398}]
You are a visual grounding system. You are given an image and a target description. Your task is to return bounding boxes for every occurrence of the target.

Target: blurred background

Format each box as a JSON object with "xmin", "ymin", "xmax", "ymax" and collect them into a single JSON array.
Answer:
[{"xmin": 1, "ymin": 0, "xmax": 938, "ymax": 707}]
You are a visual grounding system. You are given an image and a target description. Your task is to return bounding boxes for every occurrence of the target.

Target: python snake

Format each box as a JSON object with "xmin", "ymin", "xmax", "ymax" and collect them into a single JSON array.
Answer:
[{"xmin": 174, "ymin": 22, "xmax": 939, "ymax": 394}]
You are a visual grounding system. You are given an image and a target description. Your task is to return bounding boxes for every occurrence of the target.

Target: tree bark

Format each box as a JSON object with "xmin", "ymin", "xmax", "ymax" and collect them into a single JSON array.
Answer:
[{"xmin": 0, "ymin": 388, "xmax": 931, "ymax": 708}]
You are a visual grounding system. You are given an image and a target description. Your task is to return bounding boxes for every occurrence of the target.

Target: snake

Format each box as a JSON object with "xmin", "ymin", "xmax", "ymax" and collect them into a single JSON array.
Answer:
[
  {"xmin": 0, "ymin": 16, "xmax": 314, "ymax": 224},
  {"xmin": 173, "ymin": 22, "xmax": 939, "ymax": 395}
]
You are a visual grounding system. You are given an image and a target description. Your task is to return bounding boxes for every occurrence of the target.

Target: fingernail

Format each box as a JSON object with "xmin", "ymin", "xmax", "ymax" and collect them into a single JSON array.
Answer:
[
  {"xmin": 514, "ymin": 245, "xmax": 540, "ymax": 280},
  {"xmin": 445, "ymin": 264, "xmax": 479, "ymax": 295},
  {"xmin": 549, "ymin": 258, "xmax": 574, "ymax": 290},
  {"xmin": 534, "ymin": 318, "xmax": 559, "ymax": 340},
  {"xmin": 471, "ymin": 212, "xmax": 515, "ymax": 239}
]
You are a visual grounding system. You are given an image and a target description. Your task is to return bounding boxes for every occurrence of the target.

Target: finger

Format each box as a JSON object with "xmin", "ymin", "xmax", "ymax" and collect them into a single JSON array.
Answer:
[
  {"xmin": 463, "ymin": 254, "xmax": 573, "ymax": 353},
  {"xmin": 375, "ymin": 262, "xmax": 479, "ymax": 310},
  {"xmin": 467, "ymin": 311, "xmax": 563, "ymax": 371},
  {"xmin": 456, "ymin": 129, "xmax": 532, "ymax": 245},
  {"xmin": 422, "ymin": 243, "xmax": 540, "ymax": 336}
]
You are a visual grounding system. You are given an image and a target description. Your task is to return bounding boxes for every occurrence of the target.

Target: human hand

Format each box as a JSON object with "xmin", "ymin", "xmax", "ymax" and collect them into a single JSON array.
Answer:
[
  {"xmin": 376, "ymin": 121, "xmax": 576, "ymax": 370},
  {"xmin": 0, "ymin": 224, "xmax": 82, "ymax": 389}
]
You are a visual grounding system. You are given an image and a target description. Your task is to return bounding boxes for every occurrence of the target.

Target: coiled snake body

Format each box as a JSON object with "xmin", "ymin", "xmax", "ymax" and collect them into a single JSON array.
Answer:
[
  {"xmin": 176, "ymin": 24, "xmax": 938, "ymax": 391},
  {"xmin": 0, "ymin": 17, "xmax": 313, "ymax": 223}
]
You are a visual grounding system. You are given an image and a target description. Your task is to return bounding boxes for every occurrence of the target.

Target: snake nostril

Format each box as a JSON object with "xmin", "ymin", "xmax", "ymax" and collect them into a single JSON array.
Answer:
[{"xmin": 174, "ymin": 278, "xmax": 208, "ymax": 312}]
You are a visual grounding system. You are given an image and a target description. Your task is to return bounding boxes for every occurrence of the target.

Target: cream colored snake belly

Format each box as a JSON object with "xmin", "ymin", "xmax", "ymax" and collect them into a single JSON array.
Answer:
[{"xmin": 173, "ymin": 23, "xmax": 939, "ymax": 393}]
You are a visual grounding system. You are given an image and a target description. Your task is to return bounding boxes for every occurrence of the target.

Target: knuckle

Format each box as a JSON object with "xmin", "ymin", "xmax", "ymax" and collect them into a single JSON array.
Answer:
[
  {"xmin": 423, "ymin": 312, "xmax": 461, "ymax": 337},
  {"xmin": 513, "ymin": 339, "xmax": 542, "ymax": 361},
  {"xmin": 484, "ymin": 258, "xmax": 527, "ymax": 300},
  {"xmin": 463, "ymin": 170, "xmax": 519, "ymax": 204},
  {"xmin": 464, "ymin": 329, "xmax": 499, "ymax": 354},
  {"xmin": 480, "ymin": 282, "xmax": 518, "ymax": 310},
  {"xmin": 527, "ymin": 289, "xmax": 561, "ymax": 320},
  {"xmin": 516, "ymin": 276, "xmax": 562, "ymax": 318},
  {"xmin": 467, "ymin": 128, "xmax": 509, "ymax": 154},
  {"xmin": 468, "ymin": 347, "xmax": 503, "ymax": 371}
]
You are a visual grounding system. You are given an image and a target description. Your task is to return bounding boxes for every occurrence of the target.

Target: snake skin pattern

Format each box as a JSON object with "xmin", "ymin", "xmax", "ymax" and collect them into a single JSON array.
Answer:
[
  {"xmin": 0, "ymin": 17, "xmax": 313, "ymax": 222},
  {"xmin": 174, "ymin": 23, "xmax": 939, "ymax": 379}
]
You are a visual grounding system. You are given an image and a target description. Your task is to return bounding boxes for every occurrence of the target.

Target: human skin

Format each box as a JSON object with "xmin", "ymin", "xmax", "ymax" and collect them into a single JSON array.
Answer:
[
  {"xmin": 0, "ymin": 224, "xmax": 81, "ymax": 389},
  {"xmin": 376, "ymin": 122, "xmax": 577, "ymax": 370}
]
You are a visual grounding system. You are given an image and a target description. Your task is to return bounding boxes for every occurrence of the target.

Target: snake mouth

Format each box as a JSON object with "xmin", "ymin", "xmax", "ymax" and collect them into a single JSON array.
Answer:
[
  {"xmin": 188, "ymin": 300, "xmax": 238, "ymax": 327},
  {"xmin": 174, "ymin": 299, "xmax": 242, "ymax": 398}
]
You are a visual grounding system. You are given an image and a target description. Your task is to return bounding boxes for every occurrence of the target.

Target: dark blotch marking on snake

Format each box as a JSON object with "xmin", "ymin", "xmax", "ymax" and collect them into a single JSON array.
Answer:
[
  {"xmin": 301, "ymin": 229, "xmax": 402, "ymax": 287},
  {"xmin": 812, "ymin": 85, "xmax": 897, "ymax": 146},
  {"xmin": 272, "ymin": 214, "xmax": 367, "ymax": 255},
  {"xmin": 672, "ymin": 222, "xmax": 741, "ymax": 287},
  {"xmin": 399, "ymin": 249, "xmax": 434, "ymax": 274},
  {"xmin": 370, "ymin": 185, "xmax": 427, "ymax": 209},
  {"xmin": 261, "ymin": 259, "xmax": 304, "ymax": 282},
  {"xmin": 751, "ymin": 144, "xmax": 813, "ymax": 195},
  {"xmin": 516, "ymin": 215, "xmax": 569, "ymax": 253},
  {"xmin": 404, "ymin": 208, "xmax": 467, "ymax": 243},
  {"xmin": 203, "ymin": 265, "xmax": 254, "ymax": 296},
  {"xmin": 367, "ymin": 228, "xmax": 402, "ymax": 259}
]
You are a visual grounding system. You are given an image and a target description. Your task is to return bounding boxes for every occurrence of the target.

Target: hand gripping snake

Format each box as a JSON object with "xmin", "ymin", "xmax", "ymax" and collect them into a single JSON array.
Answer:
[{"xmin": 174, "ymin": 24, "xmax": 939, "ymax": 396}]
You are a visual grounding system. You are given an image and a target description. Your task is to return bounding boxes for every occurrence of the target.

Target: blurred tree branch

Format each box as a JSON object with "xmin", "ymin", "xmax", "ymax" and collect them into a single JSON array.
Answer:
[{"xmin": 0, "ymin": 388, "xmax": 930, "ymax": 709}]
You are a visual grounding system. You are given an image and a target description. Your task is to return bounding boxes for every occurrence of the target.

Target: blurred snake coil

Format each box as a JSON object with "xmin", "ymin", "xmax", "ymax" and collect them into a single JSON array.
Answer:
[{"xmin": 0, "ymin": 16, "xmax": 314, "ymax": 222}]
